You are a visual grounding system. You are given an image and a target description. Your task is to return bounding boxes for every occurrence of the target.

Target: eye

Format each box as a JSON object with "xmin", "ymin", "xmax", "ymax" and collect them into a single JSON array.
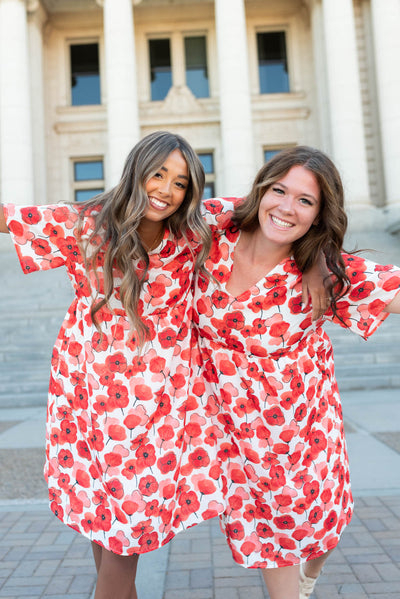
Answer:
[
  {"xmin": 299, "ymin": 197, "xmax": 313, "ymax": 206},
  {"xmin": 272, "ymin": 187, "xmax": 284, "ymax": 194},
  {"xmin": 153, "ymin": 172, "xmax": 163, "ymax": 179},
  {"xmin": 175, "ymin": 181, "xmax": 187, "ymax": 190}
]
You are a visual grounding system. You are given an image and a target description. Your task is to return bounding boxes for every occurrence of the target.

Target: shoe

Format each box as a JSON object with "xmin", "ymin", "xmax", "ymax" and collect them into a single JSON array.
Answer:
[{"xmin": 299, "ymin": 562, "xmax": 319, "ymax": 599}]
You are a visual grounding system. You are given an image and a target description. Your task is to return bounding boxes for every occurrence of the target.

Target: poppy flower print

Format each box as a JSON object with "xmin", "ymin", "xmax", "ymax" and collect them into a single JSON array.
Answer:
[
  {"xmin": 192, "ymin": 198, "xmax": 400, "ymax": 568},
  {"xmin": 3, "ymin": 203, "xmax": 226, "ymax": 556}
]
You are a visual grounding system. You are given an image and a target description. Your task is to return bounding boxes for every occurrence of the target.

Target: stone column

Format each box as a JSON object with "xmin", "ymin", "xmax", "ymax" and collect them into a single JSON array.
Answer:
[
  {"xmin": 309, "ymin": 0, "xmax": 330, "ymax": 152},
  {"xmin": 27, "ymin": 0, "xmax": 47, "ymax": 204},
  {"xmin": 99, "ymin": 0, "xmax": 140, "ymax": 187},
  {"xmin": 215, "ymin": 0, "xmax": 254, "ymax": 196},
  {"xmin": 321, "ymin": 0, "xmax": 371, "ymax": 209},
  {"xmin": 0, "ymin": 0, "xmax": 34, "ymax": 204},
  {"xmin": 371, "ymin": 0, "xmax": 400, "ymax": 221}
]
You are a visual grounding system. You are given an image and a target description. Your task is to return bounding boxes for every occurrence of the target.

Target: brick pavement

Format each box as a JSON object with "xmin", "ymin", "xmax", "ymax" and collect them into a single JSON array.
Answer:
[
  {"xmin": 0, "ymin": 505, "xmax": 96, "ymax": 599},
  {"xmin": 2, "ymin": 238, "xmax": 400, "ymax": 598},
  {"xmin": 0, "ymin": 495, "xmax": 399, "ymax": 598}
]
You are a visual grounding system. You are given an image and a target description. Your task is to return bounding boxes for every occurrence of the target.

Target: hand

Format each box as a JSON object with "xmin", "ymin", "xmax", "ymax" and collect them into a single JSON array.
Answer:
[
  {"xmin": 0, "ymin": 204, "xmax": 9, "ymax": 234},
  {"xmin": 302, "ymin": 253, "xmax": 330, "ymax": 321}
]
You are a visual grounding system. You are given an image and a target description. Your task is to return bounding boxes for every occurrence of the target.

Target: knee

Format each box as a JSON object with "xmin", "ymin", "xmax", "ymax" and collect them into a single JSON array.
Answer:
[{"xmin": 101, "ymin": 548, "xmax": 139, "ymax": 574}]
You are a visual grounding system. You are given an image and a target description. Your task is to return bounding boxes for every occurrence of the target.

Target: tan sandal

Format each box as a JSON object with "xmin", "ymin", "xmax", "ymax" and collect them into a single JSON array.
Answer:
[{"xmin": 299, "ymin": 562, "xmax": 319, "ymax": 599}]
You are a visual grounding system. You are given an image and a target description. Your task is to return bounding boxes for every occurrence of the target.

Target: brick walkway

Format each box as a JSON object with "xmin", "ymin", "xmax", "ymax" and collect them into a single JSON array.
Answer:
[
  {"xmin": 1, "ymin": 241, "xmax": 400, "ymax": 598},
  {"xmin": 0, "ymin": 506, "xmax": 96, "ymax": 599},
  {"xmin": 0, "ymin": 494, "xmax": 399, "ymax": 598}
]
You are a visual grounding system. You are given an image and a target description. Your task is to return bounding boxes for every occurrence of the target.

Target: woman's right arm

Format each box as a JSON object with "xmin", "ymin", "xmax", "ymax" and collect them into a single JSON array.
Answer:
[{"xmin": 0, "ymin": 204, "xmax": 9, "ymax": 233}]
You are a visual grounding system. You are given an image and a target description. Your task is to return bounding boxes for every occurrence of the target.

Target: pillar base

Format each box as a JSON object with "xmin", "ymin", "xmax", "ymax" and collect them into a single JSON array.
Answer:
[
  {"xmin": 383, "ymin": 203, "xmax": 400, "ymax": 235},
  {"xmin": 345, "ymin": 205, "xmax": 400, "ymax": 264},
  {"xmin": 346, "ymin": 204, "xmax": 386, "ymax": 232}
]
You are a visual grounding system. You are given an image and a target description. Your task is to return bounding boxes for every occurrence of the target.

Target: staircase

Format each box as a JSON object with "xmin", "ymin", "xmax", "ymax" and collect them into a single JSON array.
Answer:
[
  {"xmin": 326, "ymin": 319, "xmax": 400, "ymax": 391},
  {"xmin": 0, "ymin": 250, "xmax": 73, "ymax": 408},
  {"xmin": 2, "ymin": 245, "xmax": 400, "ymax": 408}
]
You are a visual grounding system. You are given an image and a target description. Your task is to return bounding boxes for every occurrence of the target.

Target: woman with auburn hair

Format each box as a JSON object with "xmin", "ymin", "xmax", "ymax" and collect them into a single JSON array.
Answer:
[
  {"xmin": 191, "ymin": 146, "xmax": 400, "ymax": 599},
  {"xmin": 0, "ymin": 130, "xmax": 218, "ymax": 599},
  {"xmin": 0, "ymin": 132, "xmax": 327, "ymax": 599}
]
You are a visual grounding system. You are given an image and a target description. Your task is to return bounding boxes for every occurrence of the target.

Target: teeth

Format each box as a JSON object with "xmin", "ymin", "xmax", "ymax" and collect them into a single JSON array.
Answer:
[
  {"xmin": 150, "ymin": 197, "xmax": 168, "ymax": 209},
  {"xmin": 271, "ymin": 215, "xmax": 293, "ymax": 228}
]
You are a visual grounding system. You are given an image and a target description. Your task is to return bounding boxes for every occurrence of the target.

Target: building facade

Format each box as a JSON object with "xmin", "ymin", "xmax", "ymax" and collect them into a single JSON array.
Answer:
[{"xmin": 0, "ymin": 0, "xmax": 399, "ymax": 232}]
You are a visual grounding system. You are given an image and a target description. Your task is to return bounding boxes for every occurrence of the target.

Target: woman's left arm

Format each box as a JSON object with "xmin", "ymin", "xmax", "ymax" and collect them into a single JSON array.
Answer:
[
  {"xmin": 384, "ymin": 292, "xmax": 400, "ymax": 313},
  {"xmin": 302, "ymin": 253, "xmax": 330, "ymax": 321},
  {"xmin": 0, "ymin": 204, "xmax": 9, "ymax": 234}
]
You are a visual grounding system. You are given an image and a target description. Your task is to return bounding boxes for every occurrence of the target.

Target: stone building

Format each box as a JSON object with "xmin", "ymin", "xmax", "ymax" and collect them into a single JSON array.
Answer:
[{"xmin": 0, "ymin": 0, "xmax": 399, "ymax": 233}]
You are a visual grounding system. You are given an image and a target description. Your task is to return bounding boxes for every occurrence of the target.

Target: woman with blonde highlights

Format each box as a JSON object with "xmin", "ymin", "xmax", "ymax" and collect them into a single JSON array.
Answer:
[
  {"xmin": 192, "ymin": 146, "xmax": 400, "ymax": 599},
  {"xmin": 0, "ymin": 131, "xmax": 219, "ymax": 599}
]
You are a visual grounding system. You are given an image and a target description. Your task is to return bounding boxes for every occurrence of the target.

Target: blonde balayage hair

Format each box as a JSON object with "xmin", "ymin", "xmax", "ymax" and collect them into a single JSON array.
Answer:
[
  {"xmin": 78, "ymin": 130, "xmax": 210, "ymax": 344},
  {"xmin": 233, "ymin": 146, "xmax": 350, "ymax": 313}
]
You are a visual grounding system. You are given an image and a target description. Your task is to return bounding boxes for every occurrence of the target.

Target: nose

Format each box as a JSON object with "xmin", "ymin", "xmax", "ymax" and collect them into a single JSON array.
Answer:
[
  {"xmin": 158, "ymin": 179, "xmax": 171, "ymax": 196},
  {"xmin": 279, "ymin": 195, "xmax": 295, "ymax": 214}
]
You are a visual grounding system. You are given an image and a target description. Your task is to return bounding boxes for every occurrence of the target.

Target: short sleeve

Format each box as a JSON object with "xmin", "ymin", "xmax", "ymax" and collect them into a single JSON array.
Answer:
[
  {"xmin": 4, "ymin": 204, "xmax": 83, "ymax": 274},
  {"xmin": 324, "ymin": 253, "xmax": 400, "ymax": 339},
  {"xmin": 201, "ymin": 197, "xmax": 241, "ymax": 228}
]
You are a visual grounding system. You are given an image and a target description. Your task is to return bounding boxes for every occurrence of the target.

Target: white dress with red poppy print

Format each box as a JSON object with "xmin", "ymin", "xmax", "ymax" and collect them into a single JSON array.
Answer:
[
  {"xmin": 4, "ymin": 203, "xmax": 225, "ymax": 556},
  {"xmin": 192, "ymin": 198, "xmax": 400, "ymax": 568}
]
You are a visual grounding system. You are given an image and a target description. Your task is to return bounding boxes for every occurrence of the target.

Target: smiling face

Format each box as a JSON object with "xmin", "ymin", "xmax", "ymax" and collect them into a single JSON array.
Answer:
[
  {"xmin": 143, "ymin": 148, "xmax": 189, "ymax": 228},
  {"xmin": 257, "ymin": 165, "xmax": 321, "ymax": 254}
]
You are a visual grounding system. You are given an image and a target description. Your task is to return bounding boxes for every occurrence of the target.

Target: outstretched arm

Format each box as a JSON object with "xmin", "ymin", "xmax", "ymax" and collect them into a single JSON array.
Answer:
[
  {"xmin": 385, "ymin": 292, "xmax": 400, "ymax": 314},
  {"xmin": 302, "ymin": 253, "xmax": 330, "ymax": 321},
  {"xmin": 0, "ymin": 205, "xmax": 9, "ymax": 233}
]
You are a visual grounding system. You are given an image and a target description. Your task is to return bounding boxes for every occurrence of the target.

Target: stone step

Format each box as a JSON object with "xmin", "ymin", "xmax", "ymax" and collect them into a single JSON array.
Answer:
[
  {"xmin": 334, "ymin": 361, "xmax": 400, "ymax": 377},
  {"xmin": 333, "ymin": 351, "xmax": 400, "ymax": 365},
  {"xmin": 0, "ymin": 391, "xmax": 48, "ymax": 408},
  {"xmin": 2, "ymin": 248, "xmax": 400, "ymax": 409},
  {"xmin": 336, "ymin": 374, "xmax": 400, "ymax": 392}
]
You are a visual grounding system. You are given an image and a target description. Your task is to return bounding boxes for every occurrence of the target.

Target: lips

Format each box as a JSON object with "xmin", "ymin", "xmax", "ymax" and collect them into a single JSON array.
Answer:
[
  {"xmin": 270, "ymin": 215, "xmax": 293, "ymax": 228},
  {"xmin": 148, "ymin": 197, "xmax": 169, "ymax": 211}
]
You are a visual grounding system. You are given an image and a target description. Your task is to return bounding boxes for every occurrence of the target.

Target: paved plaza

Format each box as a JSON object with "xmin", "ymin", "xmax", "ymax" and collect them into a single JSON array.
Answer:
[{"xmin": 1, "ymin": 240, "xmax": 400, "ymax": 598}]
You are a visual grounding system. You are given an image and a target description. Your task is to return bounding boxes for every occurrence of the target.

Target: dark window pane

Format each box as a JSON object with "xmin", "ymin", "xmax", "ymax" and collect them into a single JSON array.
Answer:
[
  {"xmin": 257, "ymin": 32, "xmax": 289, "ymax": 94},
  {"xmin": 70, "ymin": 44, "xmax": 101, "ymax": 105},
  {"xmin": 203, "ymin": 183, "xmax": 215, "ymax": 200},
  {"xmin": 75, "ymin": 189, "xmax": 104, "ymax": 203},
  {"xmin": 74, "ymin": 161, "xmax": 104, "ymax": 181},
  {"xmin": 264, "ymin": 149, "xmax": 281, "ymax": 162},
  {"xmin": 198, "ymin": 153, "xmax": 214, "ymax": 174},
  {"xmin": 185, "ymin": 36, "xmax": 209, "ymax": 98},
  {"xmin": 149, "ymin": 39, "xmax": 172, "ymax": 100}
]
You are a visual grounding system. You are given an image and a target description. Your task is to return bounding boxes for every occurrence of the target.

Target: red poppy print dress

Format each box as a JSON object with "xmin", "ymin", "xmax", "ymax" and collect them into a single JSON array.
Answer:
[
  {"xmin": 4, "ymin": 203, "xmax": 225, "ymax": 556},
  {"xmin": 192, "ymin": 198, "xmax": 400, "ymax": 568}
]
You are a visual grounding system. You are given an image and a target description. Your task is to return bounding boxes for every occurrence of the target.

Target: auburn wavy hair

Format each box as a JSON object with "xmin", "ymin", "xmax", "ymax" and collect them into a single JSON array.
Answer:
[
  {"xmin": 77, "ymin": 131, "xmax": 210, "ymax": 344},
  {"xmin": 232, "ymin": 146, "xmax": 351, "ymax": 315}
]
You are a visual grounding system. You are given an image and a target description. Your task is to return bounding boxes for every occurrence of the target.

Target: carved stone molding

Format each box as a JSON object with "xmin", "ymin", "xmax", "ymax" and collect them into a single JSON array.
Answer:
[
  {"xmin": 96, "ymin": 0, "xmax": 143, "ymax": 6},
  {"xmin": 161, "ymin": 86, "xmax": 203, "ymax": 116},
  {"xmin": 26, "ymin": 0, "xmax": 40, "ymax": 14},
  {"xmin": 26, "ymin": 0, "xmax": 48, "ymax": 27}
]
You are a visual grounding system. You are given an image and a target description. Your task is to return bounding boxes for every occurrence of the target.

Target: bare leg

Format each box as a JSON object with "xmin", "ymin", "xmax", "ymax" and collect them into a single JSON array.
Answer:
[
  {"xmin": 303, "ymin": 548, "xmax": 334, "ymax": 578},
  {"xmin": 299, "ymin": 549, "xmax": 335, "ymax": 598},
  {"xmin": 91, "ymin": 541, "xmax": 102, "ymax": 573},
  {"xmin": 262, "ymin": 564, "xmax": 299, "ymax": 599},
  {"xmin": 93, "ymin": 547, "xmax": 139, "ymax": 599}
]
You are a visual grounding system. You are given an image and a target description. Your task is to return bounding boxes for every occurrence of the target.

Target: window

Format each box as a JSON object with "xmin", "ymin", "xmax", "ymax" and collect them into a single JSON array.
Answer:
[
  {"xmin": 198, "ymin": 152, "xmax": 215, "ymax": 199},
  {"xmin": 73, "ymin": 159, "xmax": 104, "ymax": 202},
  {"xmin": 70, "ymin": 43, "xmax": 101, "ymax": 105},
  {"xmin": 149, "ymin": 39, "xmax": 172, "ymax": 101},
  {"xmin": 264, "ymin": 149, "xmax": 282, "ymax": 163},
  {"xmin": 184, "ymin": 36, "xmax": 209, "ymax": 98},
  {"xmin": 149, "ymin": 34, "xmax": 210, "ymax": 101},
  {"xmin": 257, "ymin": 32, "xmax": 289, "ymax": 94}
]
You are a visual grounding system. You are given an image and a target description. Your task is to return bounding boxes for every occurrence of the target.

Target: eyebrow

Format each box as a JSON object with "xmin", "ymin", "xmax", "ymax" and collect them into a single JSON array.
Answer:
[
  {"xmin": 160, "ymin": 165, "xmax": 189, "ymax": 181},
  {"xmin": 276, "ymin": 182, "xmax": 318, "ymax": 202}
]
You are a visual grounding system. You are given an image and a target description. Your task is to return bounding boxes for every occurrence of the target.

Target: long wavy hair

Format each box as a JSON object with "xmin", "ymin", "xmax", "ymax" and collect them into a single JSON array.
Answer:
[
  {"xmin": 77, "ymin": 130, "xmax": 210, "ymax": 343},
  {"xmin": 232, "ymin": 146, "xmax": 350, "ymax": 314}
]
